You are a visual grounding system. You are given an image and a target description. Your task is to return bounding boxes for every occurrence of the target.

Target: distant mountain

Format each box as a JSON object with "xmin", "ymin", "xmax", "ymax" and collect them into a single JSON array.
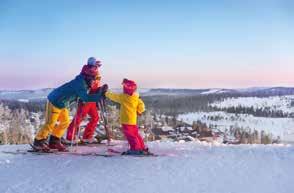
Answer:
[
  {"xmin": 0, "ymin": 88, "xmax": 52, "ymax": 101},
  {"xmin": 142, "ymin": 88, "xmax": 209, "ymax": 96},
  {"xmin": 235, "ymin": 87, "xmax": 294, "ymax": 96},
  {"xmin": 1, "ymin": 87, "xmax": 294, "ymax": 101},
  {"xmin": 144, "ymin": 87, "xmax": 294, "ymax": 96}
]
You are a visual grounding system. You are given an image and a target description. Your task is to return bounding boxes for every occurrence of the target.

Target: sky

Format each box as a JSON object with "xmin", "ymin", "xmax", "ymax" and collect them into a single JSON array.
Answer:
[{"xmin": 0, "ymin": 0, "xmax": 293, "ymax": 90}]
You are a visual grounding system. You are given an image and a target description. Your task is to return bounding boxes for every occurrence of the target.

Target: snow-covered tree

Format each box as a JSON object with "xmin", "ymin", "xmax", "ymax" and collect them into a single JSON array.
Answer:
[
  {"xmin": 0, "ymin": 104, "xmax": 14, "ymax": 144},
  {"xmin": 0, "ymin": 103, "xmax": 34, "ymax": 144},
  {"xmin": 7, "ymin": 108, "xmax": 33, "ymax": 144}
]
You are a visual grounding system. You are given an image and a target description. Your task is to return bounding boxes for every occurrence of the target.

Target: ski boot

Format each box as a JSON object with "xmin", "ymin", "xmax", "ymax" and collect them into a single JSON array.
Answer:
[
  {"xmin": 60, "ymin": 137, "xmax": 67, "ymax": 145},
  {"xmin": 80, "ymin": 138, "xmax": 99, "ymax": 145},
  {"xmin": 142, "ymin": 148, "xmax": 154, "ymax": 156},
  {"xmin": 121, "ymin": 150, "xmax": 142, "ymax": 155},
  {"xmin": 122, "ymin": 148, "xmax": 154, "ymax": 156},
  {"xmin": 49, "ymin": 135, "xmax": 68, "ymax": 152},
  {"xmin": 63, "ymin": 137, "xmax": 80, "ymax": 146},
  {"xmin": 32, "ymin": 138, "xmax": 51, "ymax": 152},
  {"xmin": 94, "ymin": 134, "xmax": 108, "ymax": 144}
]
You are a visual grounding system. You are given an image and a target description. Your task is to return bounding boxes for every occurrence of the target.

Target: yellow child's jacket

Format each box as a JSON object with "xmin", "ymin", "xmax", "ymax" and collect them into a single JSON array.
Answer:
[{"xmin": 105, "ymin": 91, "xmax": 145, "ymax": 125}]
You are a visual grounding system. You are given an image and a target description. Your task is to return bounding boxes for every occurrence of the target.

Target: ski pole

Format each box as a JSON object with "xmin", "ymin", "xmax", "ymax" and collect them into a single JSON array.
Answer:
[
  {"xmin": 70, "ymin": 98, "xmax": 79, "ymax": 152},
  {"xmin": 100, "ymin": 98, "xmax": 112, "ymax": 145},
  {"xmin": 75, "ymin": 118, "xmax": 81, "ymax": 149},
  {"xmin": 95, "ymin": 102, "xmax": 102, "ymax": 135},
  {"xmin": 98, "ymin": 101, "xmax": 109, "ymax": 145}
]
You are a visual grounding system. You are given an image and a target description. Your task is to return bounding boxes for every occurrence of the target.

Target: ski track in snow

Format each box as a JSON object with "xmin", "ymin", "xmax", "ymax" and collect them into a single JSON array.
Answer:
[{"xmin": 0, "ymin": 142, "xmax": 294, "ymax": 193}]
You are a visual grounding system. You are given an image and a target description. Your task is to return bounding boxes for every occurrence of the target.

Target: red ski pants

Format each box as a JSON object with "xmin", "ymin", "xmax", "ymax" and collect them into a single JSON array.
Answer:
[
  {"xmin": 122, "ymin": 124, "xmax": 145, "ymax": 151},
  {"xmin": 66, "ymin": 102, "xmax": 99, "ymax": 140}
]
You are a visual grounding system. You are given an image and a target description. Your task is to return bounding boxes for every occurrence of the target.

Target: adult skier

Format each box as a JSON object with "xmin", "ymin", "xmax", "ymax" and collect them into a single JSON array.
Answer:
[{"xmin": 33, "ymin": 57, "xmax": 108, "ymax": 152}]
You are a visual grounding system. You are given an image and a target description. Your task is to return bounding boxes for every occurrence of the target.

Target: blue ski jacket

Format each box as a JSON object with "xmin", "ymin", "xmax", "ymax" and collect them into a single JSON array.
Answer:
[{"xmin": 48, "ymin": 74, "xmax": 102, "ymax": 109}]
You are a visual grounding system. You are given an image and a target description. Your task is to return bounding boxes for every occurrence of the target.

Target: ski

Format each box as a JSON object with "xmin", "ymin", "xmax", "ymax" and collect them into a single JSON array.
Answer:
[
  {"xmin": 2, "ymin": 149, "xmax": 58, "ymax": 155},
  {"xmin": 90, "ymin": 152, "xmax": 159, "ymax": 157},
  {"xmin": 1, "ymin": 150, "xmax": 28, "ymax": 155},
  {"xmin": 122, "ymin": 154, "xmax": 159, "ymax": 157},
  {"xmin": 1, "ymin": 149, "xmax": 161, "ymax": 157},
  {"xmin": 2, "ymin": 144, "xmax": 161, "ymax": 157},
  {"xmin": 74, "ymin": 143, "xmax": 117, "ymax": 147},
  {"xmin": 29, "ymin": 143, "xmax": 60, "ymax": 153},
  {"xmin": 107, "ymin": 148, "xmax": 123, "ymax": 154},
  {"xmin": 1, "ymin": 150, "xmax": 107, "ymax": 156}
]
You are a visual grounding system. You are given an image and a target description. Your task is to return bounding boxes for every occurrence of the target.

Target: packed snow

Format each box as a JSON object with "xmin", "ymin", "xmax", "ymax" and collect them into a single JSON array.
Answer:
[{"xmin": 0, "ymin": 141, "xmax": 294, "ymax": 193}]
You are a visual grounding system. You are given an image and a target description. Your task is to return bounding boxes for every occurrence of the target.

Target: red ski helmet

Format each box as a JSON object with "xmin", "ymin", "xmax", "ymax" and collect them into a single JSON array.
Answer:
[{"xmin": 122, "ymin": 78, "xmax": 137, "ymax": 96}]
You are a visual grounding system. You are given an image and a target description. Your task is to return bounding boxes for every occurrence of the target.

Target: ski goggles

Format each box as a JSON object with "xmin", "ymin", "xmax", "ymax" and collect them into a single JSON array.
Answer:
[{"xmin": 96, "ymin": 61, "xmax": 102, "ymax": 67}]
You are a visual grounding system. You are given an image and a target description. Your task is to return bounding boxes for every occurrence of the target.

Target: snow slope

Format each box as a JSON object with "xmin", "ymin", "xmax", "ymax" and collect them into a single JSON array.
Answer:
[{"xmin": 1, "ymin": 141, "xmax": 294, "ymax": 193}]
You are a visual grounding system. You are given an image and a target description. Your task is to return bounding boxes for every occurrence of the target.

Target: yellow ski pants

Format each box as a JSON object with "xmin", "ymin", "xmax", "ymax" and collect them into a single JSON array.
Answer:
[{"xmin": 35, "ymin": 101, "xmax": 70, "ymax": 140}]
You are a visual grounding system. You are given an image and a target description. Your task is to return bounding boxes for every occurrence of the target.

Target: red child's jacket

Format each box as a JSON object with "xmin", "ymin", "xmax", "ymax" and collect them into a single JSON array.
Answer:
[{"xmin": 80, "ymin": 64, "xmax": 101, "ymax": 93}]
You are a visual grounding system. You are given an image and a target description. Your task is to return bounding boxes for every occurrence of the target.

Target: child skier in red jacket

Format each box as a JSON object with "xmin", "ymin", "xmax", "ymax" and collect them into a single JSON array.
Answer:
[
  {"xmin": 106, "ymin": 79, "xmax": 152, "ymax": 155},
  {"xmin": 66, "ymin": 60, "xmax": 103, "ymax": 144}
]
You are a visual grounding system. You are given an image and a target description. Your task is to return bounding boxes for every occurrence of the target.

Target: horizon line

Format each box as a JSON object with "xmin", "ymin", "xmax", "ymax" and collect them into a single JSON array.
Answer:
[{"xmin": 1, "ymin": 86, "xmax": 294, "ymax": 92}]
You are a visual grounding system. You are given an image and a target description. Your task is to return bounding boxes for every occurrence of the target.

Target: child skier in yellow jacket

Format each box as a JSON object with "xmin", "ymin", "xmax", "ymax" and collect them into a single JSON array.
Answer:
[{"xmin": 106, "ymin": 79, "xmax": 152, "ymax": 155}]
